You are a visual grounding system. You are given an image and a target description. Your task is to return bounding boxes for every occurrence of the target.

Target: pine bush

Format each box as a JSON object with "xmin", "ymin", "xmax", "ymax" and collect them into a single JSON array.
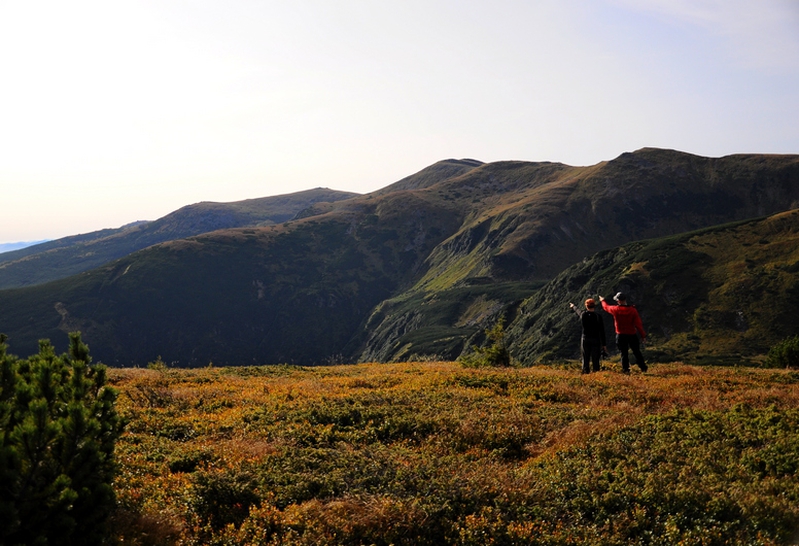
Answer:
[
  {"xmin": 459, "ymin": 319, "xmax": 512, "ymax": 368},
  {"xmin": 0, "ymin": 332, "xmax": 123, "ymax": 545}
]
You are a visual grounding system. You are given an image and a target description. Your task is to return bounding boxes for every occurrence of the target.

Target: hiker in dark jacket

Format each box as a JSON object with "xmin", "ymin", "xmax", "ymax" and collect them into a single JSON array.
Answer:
[
  {"xmin": 599, "ymin": 292, "xmax": 648, "ymax": 374},
  {"xmin": 569, "ymin": 298, "xmax": 607, "ymax": 374}
]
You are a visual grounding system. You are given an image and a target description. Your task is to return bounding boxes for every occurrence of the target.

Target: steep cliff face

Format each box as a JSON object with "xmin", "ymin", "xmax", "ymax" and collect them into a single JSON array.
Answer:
[{"xmin": 354, "ymin": 281, "xmax": 541, "ymax": 363}]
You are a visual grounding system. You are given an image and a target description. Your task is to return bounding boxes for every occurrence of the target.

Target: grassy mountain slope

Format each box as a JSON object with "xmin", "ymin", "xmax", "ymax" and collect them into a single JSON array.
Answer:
[
  {"xmin": 506, "ymin": 208, "xmax": 799, "ymax": 365},
  {"xmin": 373, "ymin": 158, "xmax": 484, "ymax": 194},
  {"xmin": 0, "ymin": 240, "xmax": 52, "ymax": 254},
  {"xmin": 0, "ymin": 223, "xmax": 147, "ymax": 264},
  {"xmin": 2, "ymin": 149, "xmax": 799, "ymax": 366},
  {"xmin": 357, "ymin": 149, "xmax": 799, "ymax": 362},
  {"xmin": 0, "ymin": 187, "xmax": 466, "ymax": 365},
  {"xmin": 0, "ymin": 188, "xmax": 358, "ymax": 289},
  {"xmin": 415, "ymin": 148, "xmax": 799, "ymax": 288}
]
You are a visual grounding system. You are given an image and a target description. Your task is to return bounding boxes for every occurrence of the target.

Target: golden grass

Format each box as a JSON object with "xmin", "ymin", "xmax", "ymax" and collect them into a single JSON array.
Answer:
[{"xmin": 109, "ymin": 361, "xmax": 799, "ymax": 544}]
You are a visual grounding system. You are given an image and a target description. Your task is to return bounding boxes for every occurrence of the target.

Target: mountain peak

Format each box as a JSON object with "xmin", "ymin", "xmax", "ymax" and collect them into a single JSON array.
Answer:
[{"xmin": 376, "ymin": 158, "xmax": 484, "ymax": 194}]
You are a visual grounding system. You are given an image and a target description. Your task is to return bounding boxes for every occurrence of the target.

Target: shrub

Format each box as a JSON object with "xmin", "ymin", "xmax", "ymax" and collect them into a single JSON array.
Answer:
[
  {"xmin": 767, "ymin": 335, "xmax": 799, "ymax": 368},
  {"xmin": 527, "ymin": 405, "xmax": 799, "ymax": 544},
  {"xmin": 0, "ymin": 332, "xmax": 123, "ymax": 546},
  {"xmin": 190, "ymin": 469, "xmax": 260, "ymax": 531},
  {"xmin": 459, "ymin": 319, "xmax": 511, "ymax": 368}
]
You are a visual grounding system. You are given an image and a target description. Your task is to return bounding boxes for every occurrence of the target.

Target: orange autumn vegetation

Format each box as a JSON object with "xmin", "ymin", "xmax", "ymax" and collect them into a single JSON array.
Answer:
[{"xmin": 108, "ymin": 361, "xmax": 799, "ymax": 545}]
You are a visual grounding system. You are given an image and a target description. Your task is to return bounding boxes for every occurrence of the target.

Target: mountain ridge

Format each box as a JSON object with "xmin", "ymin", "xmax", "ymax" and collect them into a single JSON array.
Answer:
[
  {"xmin": 0, "ymin": 187, "xmax": 359, "ymax": 289},
  {"xmin": 1, "ymin": 148, "xmax": 798, "ymax": 366}
]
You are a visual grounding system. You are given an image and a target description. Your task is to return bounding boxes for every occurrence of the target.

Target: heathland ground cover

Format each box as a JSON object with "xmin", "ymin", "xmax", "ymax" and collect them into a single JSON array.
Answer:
[{"xmin": 109, "ymin": 361, "xmax": 799, "ymax": 545}]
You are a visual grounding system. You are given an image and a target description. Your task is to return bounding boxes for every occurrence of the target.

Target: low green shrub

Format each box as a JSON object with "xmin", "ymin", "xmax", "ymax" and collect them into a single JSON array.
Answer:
[
  {"xmin": 111, "ymin": 362, "xmax": 799, "ymax": 545},
  {"xmin": 767, "ymin": 335, "xmax": 799, "ymax": 368},
  {"xmin": 190, "ymin": 469, "xmax": 260, "ymax": 531},
  {"xmin": 520, "ymin": 405, "xmax": 799, "ymax": 545}
]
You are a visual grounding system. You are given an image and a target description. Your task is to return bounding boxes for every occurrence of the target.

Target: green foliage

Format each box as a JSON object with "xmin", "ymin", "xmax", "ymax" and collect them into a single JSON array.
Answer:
[
  {"xmin": 767, "ymin": 335, "xmax": 799, "ymax": 368},
  {"xmin": 459, "ymin": 319, "xmax": 512, "ymax": 368},
  {"xmin": 522, "ymin": 405, "xmax": 799, "ymax": 544},
  {"xmin": 190, "ymin": 470, "xmax": 260, "ymax": 532},
  {"xmin": 507, "ymin": 209, "xmax": 799, "ymax": 366},
  {"xmin": 146, "ymin": 356, "xmax": 168, "ymax": 371},
  {"xmin": 0, "ymin": 332, "xmax": 123, "ymax": 546}
]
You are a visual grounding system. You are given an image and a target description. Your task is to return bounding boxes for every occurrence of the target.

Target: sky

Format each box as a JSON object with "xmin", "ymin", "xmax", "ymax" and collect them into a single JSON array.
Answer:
[{"xmin": 1, "ymin": 0, "xmax": 798, "ymax": 244}]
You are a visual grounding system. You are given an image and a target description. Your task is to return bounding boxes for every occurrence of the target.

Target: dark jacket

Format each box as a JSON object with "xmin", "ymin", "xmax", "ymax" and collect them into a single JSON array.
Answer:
[{"xmin": 575, "ymin": 309, "xmax": 606, "ymax": 345}]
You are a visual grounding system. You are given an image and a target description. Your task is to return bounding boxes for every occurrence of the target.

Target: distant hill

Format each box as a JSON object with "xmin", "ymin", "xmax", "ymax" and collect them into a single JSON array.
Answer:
[
  {"xmin": 0, "ymin": 188, "xmax": 359, "ymax": 289},
  {"xmin": 505, "ymin": 208, "xmax": 799, "ymax": 365},
  {"xmin": 1, "ymin": 149, "xmax": 798, "ymax": 366},
  {"xmin": 0, "ymin": 240, "xmax": 51, "ymax": 254}
]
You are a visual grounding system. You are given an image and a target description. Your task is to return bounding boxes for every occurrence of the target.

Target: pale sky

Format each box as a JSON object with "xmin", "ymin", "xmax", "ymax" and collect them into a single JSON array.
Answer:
[{"xmin": 1, "ymin": 0, "xmax": 798, "ymax": 244}]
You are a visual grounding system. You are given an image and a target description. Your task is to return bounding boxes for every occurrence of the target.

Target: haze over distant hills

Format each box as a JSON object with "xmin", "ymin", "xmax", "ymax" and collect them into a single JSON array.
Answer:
[
  {"xmin": 0, "ymin": 241, "xmax": 51, "ymax": 254},
  {"xmin": 0, "ymin": 148, "xmax": 798, "ymax": 366}
]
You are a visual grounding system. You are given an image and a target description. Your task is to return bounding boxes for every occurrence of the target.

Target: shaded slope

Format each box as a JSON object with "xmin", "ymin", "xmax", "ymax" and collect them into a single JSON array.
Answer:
[
  {"xmin": 0, "ymin": 223, "xmax": 148, "ymax": 263},
  {"xmin": 0, "ymin": 188, "xmax": 358, "ymax": 289},
  {"xmin": 505, "ymin": 208, "xmax": 799, "ymax": 365},
  {"xmin": 0, "ymin": 190, "xmax": 464, "ymax": 365}
]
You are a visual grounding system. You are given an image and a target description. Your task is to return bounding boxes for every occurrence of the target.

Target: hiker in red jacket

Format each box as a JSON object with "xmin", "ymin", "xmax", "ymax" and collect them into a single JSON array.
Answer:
[{"xmin": 599, "ymin": 292, "xmax": 648, "ymax": 374}]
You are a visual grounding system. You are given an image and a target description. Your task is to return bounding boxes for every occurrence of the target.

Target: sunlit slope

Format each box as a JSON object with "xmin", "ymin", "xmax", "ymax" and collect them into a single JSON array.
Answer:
[
  {"xmin": 414, "ymin": 148, "xmax": 799, "ymax": 289},
  {"xmin": 107, "ymin": 362, "xmax": 799, "ymax": 545},
  {"xmin": 0, "ymin": 187, "xmax": 358, "ymax": 289},
  {"xmin": 507, "ymin": 208, "xmax": 799, "ymax": 365}
]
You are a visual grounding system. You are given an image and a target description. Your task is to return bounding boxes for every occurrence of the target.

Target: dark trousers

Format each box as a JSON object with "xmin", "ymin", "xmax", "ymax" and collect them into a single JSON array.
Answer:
[
  {"xmin": 616, "ymin": 334, "xmax": 646, "ymax": 372},
  {"xmin": 581, "ymin": 337, "xmax": 602, "ymax": 373}
]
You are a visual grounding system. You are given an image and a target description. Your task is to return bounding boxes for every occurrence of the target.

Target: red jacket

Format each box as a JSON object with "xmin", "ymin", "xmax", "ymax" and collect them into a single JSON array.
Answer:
[{"xmin": 601, "ymin": 300, "xmax": 646, "ymax": 338}]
